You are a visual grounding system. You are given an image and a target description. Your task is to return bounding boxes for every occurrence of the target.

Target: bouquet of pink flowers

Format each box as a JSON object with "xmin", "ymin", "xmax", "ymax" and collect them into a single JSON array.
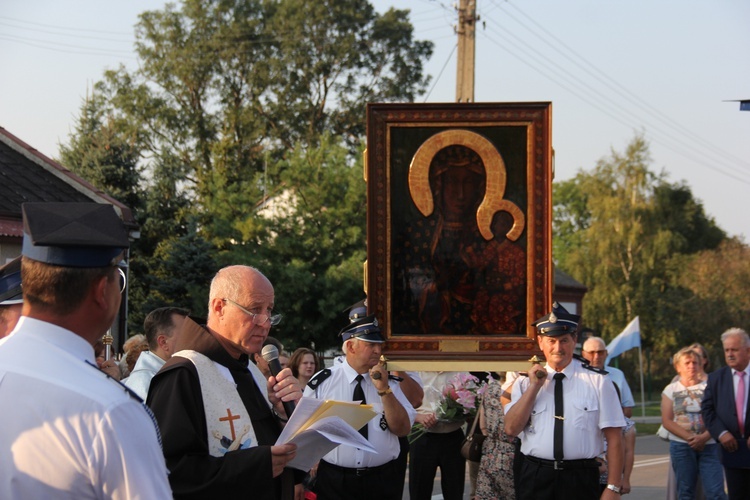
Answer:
[
  {"xmin": 435, "ymin": 372, "xmax": 487, "ymax": 422},
  {"xmin": 409, "ymin": 373, "xmax": 487, "ymax": 443}
]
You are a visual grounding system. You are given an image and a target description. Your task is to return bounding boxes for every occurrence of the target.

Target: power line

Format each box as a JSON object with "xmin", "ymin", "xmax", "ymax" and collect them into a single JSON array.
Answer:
[
  {"xmin": 0, "ymin": 20, "xmax": 133, "ymax": 44},
  {"xmin": 0, "ymin": 34, "xmax": 137, "ymax": 59},
  {"xmin": 492, "ymin": 0, "xmax": 750, "ymax": 173},
  {"xmin": 0, "ymin": 15, "xmax": 133, "ymax": 37},
  {"xmin": 424, "ymin": 43, "xmax": 457, "ymax": 102},
  {"xmin": 477, "ymin": 0, "xmax": 750, "ymax": 185}
]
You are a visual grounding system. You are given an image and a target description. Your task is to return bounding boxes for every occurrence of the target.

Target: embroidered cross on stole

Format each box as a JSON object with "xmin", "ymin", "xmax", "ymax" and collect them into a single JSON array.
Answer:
[{"xmin": 177, "ymin": 350, "xmax": 259, "ymax": 457}]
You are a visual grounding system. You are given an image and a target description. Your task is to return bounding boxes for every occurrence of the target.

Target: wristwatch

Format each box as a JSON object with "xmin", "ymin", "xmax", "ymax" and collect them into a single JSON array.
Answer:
[
  {"xmin": 606, "ymin": 484, "xmax": 621, "ymax": 494},
  {"xmin": 377, "ymin": 387, "xmax": 393, "ymax": 397}
]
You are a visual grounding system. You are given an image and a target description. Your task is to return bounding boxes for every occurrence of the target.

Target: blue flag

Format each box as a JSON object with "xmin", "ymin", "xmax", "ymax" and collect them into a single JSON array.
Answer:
[{"xmin": 606, "ymin": 317, "xmax": 641, "ymax": 365}]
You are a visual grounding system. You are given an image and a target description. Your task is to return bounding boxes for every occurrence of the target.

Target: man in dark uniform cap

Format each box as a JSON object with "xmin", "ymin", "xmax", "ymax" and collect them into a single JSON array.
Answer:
[
  {"xmin": 304, "ymin": 315, "xmax": 416, "ymax": 499},
  {"xmin": 343, "ymin": 300, "xmax": 424, "ymax": 495},
  {"xmin": 0, "ymin": 202, "xmax": 171, "ymax": 499},
  {"xmin": 504, "ymin": 302, "xmax": 625, "ymax": 500},
  {"xmin": 0, "ymin": 256, "xmax": 23, "ymax": 339}
]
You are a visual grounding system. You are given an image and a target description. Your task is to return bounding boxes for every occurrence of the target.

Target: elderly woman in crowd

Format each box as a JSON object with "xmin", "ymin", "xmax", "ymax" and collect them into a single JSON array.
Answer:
[{"xmin": 661, "ymin": 346, "xmax": 726, "ymax": 500}]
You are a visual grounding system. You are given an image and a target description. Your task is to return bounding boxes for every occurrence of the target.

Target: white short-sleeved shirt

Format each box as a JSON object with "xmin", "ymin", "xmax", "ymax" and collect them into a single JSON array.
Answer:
[
  {"xmin": 304, "ymin": 358, "xmax": 416, "ymax": 468},
  {"xmin": 0, "ymin": 317, "xmax": 172, "ymax": 500},
  {"xmin": 506, "ymin": 360, "xmax": 625, "ymax": 460},
  {"xmin": 605, "ymin": 365, "xmax": 635, "ymax": 408}
]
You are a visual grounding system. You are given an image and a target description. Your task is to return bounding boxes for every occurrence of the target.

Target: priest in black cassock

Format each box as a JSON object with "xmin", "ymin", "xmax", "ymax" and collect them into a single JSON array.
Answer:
[{"xmin": 147, "ymin": 265, "xmax": 304, "ymax": 500}]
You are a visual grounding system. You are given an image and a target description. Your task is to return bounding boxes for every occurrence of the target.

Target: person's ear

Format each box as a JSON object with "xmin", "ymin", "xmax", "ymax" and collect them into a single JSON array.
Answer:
[
  {"xmin": 92, "ymin": 274, "xmax": 111, "ymax": 309},
  {"xmin": 156, "ymin": 334, "xmax": 169, "ymax": 353},
  {"xmin": 209, "ymin": 297, "xmax": 225, "ymax": 318}
]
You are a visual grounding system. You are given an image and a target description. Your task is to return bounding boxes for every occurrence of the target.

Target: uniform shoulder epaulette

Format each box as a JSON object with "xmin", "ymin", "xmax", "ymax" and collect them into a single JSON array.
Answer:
[
  {"xmin": 573, "ymin": 353, "xmax": 588, "ymax": 364},
  {"xmin": 307, "ymin": 368, "xmax": 332, "ymax": 390},
  {"xmin": 581, "ymin": 363, "xmax": 608, "ymax": 375}
]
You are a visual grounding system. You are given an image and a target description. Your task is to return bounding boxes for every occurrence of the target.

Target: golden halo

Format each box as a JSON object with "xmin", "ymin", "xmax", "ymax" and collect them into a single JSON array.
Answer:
[{"xmin": 407, "ymin": 129, "xmax": 525, "ymax": 241}]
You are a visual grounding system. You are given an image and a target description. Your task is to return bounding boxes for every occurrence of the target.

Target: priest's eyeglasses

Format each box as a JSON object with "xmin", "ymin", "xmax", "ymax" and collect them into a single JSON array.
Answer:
[{"xmin": 223, "ymin": 298, "xmax": 282, "ymax": 326}]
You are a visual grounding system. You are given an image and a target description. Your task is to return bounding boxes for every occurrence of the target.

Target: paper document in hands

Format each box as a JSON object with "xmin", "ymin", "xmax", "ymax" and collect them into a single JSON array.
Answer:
[{"xmin": 275, "ymin": 397, "xmax": 378, "ymax": 471}]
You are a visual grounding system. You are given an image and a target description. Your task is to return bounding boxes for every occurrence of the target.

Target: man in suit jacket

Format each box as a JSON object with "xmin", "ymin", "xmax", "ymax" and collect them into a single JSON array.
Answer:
[{"xmin": 702, "ymin": 327, "xmax": 750, "ymax": 500}]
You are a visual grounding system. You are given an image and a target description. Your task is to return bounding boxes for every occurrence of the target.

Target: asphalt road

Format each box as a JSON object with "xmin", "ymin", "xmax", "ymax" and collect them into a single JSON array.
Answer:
[{"xmin": 401, "ymin": 434, "xmax": 672, "ymax": 499}]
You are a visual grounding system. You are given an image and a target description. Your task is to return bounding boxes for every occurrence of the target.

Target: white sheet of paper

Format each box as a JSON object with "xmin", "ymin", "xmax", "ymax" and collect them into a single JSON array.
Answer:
[
  {"xmin": 275, "ymin": 397, "xmax": 378, "ymax": 471},
  {"xmin": 282, "ymin": 416, "xmax": 377, "ymax": 471}
]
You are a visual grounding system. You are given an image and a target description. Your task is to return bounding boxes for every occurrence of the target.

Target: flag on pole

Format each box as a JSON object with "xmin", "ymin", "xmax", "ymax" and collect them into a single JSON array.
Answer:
[{"xmin": 605, "ymin": 316, "xmax": 641, "ymax": 365}]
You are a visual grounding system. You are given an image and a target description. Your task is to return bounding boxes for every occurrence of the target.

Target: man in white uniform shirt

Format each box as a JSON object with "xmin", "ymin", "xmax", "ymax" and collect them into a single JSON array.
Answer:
[
  {"xmin": 304, "ymin": 315, "xmax": 415, "ymax": 499},
  {"xmin": 505, "ymin": 302, "xmax": 625, "ymax": 500},
  {"xmin": 0, "ymin": 202, "xmax": 171, "ymax": 499},
  {"xmin": 124, "ymin": 305, "xmax": 189, "ymax": 399},
  {"xmin": 582, "ymin": 336, "xmax": 635, "ymax": 417}
]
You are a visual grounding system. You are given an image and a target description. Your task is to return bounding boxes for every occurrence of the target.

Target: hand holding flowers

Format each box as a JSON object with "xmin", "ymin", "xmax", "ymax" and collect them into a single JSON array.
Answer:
[{"xmin": 409, "ymin": 373, "xmax": 487, "ymax": 443}]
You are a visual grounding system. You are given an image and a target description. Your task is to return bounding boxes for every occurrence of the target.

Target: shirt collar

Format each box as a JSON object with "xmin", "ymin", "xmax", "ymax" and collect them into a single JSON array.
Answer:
[
  {"xmin": 341, "ymin": 357, "xmax": 366, "ymax": 384},
  {"xmin": 15, "ymin": 316, "xmax": 96, "ymax": 363}
]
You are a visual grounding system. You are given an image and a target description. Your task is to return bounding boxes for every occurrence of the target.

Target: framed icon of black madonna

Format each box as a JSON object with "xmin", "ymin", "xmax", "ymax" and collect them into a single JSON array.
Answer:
[{"xmin": 365, "ymin": 102, "xmax": 553, "ymax": 370}]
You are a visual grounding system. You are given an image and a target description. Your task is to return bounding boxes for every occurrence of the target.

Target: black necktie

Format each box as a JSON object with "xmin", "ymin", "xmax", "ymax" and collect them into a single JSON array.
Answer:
[
  {"xmin": 553, "ymin": 372, "xmax": 565, "ymax": 461},
  {"xmin": 353, "ymin": 374, "xmax": 368, "ymax": 439}
]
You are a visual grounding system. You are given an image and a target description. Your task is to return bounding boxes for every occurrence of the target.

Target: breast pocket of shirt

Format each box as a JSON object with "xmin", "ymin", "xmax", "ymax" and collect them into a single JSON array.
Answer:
[
  {"xmin": 527, "ymin": 400, "xmax": 549, "ymax": 434},
  {"xmin": 572, "ymin": 398, "xmax": 599, "ymax": 430}
]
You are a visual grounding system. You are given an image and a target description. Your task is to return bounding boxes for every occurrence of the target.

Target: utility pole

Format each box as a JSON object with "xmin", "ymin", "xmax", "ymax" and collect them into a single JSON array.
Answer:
[{"xmin": 456, "ymin": 0, "xmax": 477, "ymax": 102}]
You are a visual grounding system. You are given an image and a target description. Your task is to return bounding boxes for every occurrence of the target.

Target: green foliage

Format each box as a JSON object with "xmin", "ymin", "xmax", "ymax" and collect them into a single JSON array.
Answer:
[
  {"xmin": 672, "ymin": 239, "xmax": 750, "ymax": 359},
  {"xmin": 229, "ymin": 136, "xmax": 367, "ymax": 350},
  {"xmin": 142, "ymin": 226, "xmax": 220, "ymax": 325},
  {"xmin": 59, "ymin": 0, "xmax": 430, "ymax": 348},
  {"xmin": 553, "ymin": 134, "xmax": 732, "ymax": 383},
  {"xmin": 58, "ymin": 92, "xmax": 143, "ymax": 211}
]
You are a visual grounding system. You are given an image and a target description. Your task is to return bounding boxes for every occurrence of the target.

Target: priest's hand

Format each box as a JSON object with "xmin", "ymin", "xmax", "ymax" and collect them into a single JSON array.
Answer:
[
  {"xmin": 268, "ymin": 367, "xmax": 302, "ymax": 415},
  {"xmin": 270, "ymin": 443, "xmax": 297, "ymax": 477}
]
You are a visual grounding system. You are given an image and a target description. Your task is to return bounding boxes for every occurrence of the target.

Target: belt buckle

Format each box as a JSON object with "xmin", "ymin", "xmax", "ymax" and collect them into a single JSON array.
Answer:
[
  {"xmin": 553, "ymin": 460, "xmax": 564, "ymax": 470},
  {"xmin": 355, "ymin": 467, "xmax": 367, "ymax": 476}
]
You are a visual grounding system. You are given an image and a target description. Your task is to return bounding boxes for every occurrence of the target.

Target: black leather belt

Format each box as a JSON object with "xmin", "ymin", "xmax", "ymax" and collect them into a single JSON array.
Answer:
[
  {"xmin": 320, "ymin": 459, "xmax": 394, "ymax": 477},
  {"xmin": 525, "ymin": 455, "xmax": 600, "ymax": 470}
]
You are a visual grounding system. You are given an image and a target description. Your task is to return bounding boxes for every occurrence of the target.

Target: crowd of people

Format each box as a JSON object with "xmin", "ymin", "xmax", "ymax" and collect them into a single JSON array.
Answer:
[{"xmin": 0, "ymin": 202, "xmax": 749, "ymax": 500}]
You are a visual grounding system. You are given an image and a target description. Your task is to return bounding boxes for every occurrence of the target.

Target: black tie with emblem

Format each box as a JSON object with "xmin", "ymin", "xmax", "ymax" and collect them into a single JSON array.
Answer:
[
  {"xmin": 553, "ymin": 372, "xmax": 565, "ymax": 461},
  {"xmin": 353, "ymin": 374, "xmax": 368, "ymax": 439}
]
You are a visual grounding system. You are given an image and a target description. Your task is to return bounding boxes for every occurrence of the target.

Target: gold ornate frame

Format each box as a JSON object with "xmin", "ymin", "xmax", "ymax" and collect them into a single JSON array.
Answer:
[{"xmin": 365, "ymin": 102, "xmax": 553, "ymax": 370}]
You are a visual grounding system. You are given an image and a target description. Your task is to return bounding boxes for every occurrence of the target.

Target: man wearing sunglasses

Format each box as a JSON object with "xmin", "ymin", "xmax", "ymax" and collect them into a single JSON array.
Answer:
[
  {"xmin": 0, "ymin": 202, "xmax": 171, "ymax": 499},
  {"xmin": 148, "ymin": 265, "xmax": 304, "ymax": 500}
]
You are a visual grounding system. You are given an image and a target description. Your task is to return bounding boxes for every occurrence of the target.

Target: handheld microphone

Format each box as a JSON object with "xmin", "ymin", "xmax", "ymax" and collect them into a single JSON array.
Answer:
[{"xmin": 261, "ymin": 344, "xmax": 295, "ymax": 418}]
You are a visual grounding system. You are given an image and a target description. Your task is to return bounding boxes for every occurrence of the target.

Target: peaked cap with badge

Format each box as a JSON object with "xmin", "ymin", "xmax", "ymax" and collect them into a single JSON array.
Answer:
[
  {"xmin": 0, "ymin": 256, "xmax": 23, "ymax": 305},
  {"xmin": 22, "ymin": 202, "xmax": 130, "ymax": 268},
  {"xmin": 339, "ymin": 314, "xmax": 385, "ymax": 343},
  {"xmin": 532, "ymin": 301, "xmax": 580, "ymax": 336},
  {"xmin": 346, "ymin": 298, "xmax": 368, "ymax": 323}
]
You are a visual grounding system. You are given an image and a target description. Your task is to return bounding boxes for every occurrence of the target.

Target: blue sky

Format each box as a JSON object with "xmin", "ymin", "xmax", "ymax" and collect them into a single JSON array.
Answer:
[{"xmin": 2, "ymin": 0, "xmax": 748, "ymax": 238}]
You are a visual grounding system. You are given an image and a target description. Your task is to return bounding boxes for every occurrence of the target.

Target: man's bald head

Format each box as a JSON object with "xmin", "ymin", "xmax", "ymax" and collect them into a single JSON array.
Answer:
[{"xmin": 582, "ymin": 336, "xmax": 608, "ymax": 368}]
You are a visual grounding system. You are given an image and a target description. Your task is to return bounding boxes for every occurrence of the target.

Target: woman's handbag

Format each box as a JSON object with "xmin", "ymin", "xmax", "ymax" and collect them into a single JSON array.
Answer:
[{"xmin": 460, "ymin": 401, "xmax": 486, "ymax": 462}]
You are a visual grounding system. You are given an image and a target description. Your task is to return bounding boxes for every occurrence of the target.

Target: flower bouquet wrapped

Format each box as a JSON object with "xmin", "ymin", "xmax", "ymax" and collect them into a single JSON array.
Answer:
[{"xmin": 409, "ymin": 373, "xmax": 487, "ymax": 443}]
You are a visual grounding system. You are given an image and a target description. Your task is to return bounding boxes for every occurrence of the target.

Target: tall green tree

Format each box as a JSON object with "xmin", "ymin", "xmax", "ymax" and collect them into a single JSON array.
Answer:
[
  {"xmin": 553, "ymin": 134, "xmax": 727, "ymax": 382},
  {"xmin": 671, "ymin": 239, "xmax": 750, "ymax": 362},
  {"xmin": 229, "ymin": 135, "xmax": 367, "ymax": 350},
  {"xmin": 59, "ymin": 92, "xmax": 143, "ymax": 211},
  {"xmin": 96, "ymin": 0, "xmax": 431, "ymax": 238},
  {"xmin": 60, "ymin": 0, "xmax": 431, "ymax": 344}
]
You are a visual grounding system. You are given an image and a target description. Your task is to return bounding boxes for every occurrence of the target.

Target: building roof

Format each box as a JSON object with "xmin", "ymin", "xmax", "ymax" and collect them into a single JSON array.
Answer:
[
  {"xmin": 554, "ymin": 267, "xmax": 587, "ymax": 291},
  {"xmin": 0, "ymin": 126, "xmax": 137, "ymax": 237}
]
